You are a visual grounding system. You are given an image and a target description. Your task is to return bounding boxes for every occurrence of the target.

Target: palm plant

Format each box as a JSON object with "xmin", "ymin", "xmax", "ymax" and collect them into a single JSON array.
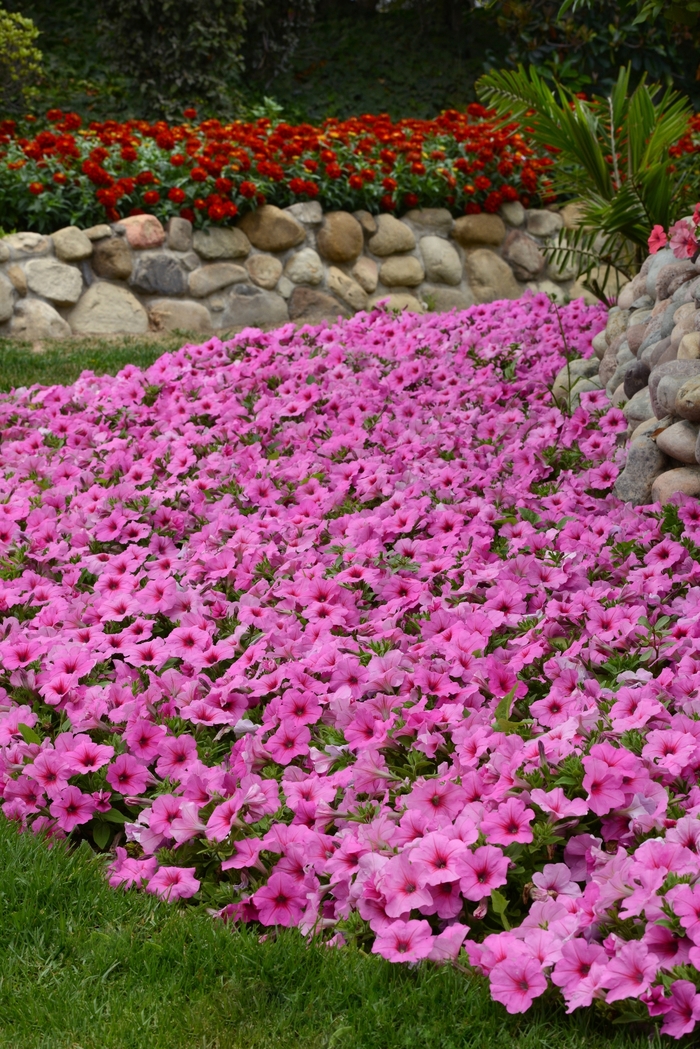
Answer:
[{"xmin": 476, "ymin": 64, "xmax": 698, "ymax": 303}]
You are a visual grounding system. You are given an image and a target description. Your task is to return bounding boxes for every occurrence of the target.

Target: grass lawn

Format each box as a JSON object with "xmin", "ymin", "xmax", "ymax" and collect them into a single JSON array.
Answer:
[
  {"xmin": 0, "ymin": 820, "xmax": 657, "ymax": 1049},
  {"xmin": 0, "ymin": 337, "xmax": 660, "ymax": 1049}
]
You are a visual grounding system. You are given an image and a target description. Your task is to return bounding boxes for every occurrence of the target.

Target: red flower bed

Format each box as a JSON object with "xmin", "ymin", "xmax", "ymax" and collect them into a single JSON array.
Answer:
[{"xmin": 0, "ymin": 105, "xmax": 557, "ymax": 233}]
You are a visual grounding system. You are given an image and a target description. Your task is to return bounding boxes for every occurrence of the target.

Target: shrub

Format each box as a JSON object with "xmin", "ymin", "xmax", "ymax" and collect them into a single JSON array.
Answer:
[
  {"xmin": 0, "ymin": 6, "xmax": 42, "ymax": 114},
  {"xmin": 97, "ymin": 0, "xmax": 247, "ymax": 120}
]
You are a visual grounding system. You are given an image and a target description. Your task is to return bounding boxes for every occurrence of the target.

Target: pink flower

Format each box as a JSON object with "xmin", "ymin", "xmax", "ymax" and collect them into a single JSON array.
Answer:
[
  {"xmin": 65, "ymin": 738, "xmax": 114, "ymax": 774},
  {"xmin": 530, "ymin": 787, "xmax": 588, "ymax": 820},
  {"xmin": 480, "ymin": 797, "xmax": 535, "ymax": 846},
  {"xmin": 106, "ymin": 753, "xmax": 153, "ymax": 795},
  {"xmin": 489, "ymin": 953, "xmax": 548, "ymax": 1013},
  {"xmin": 146, "ymin": 865, "xmax": 200, "ymax": 901},
  {"xmin": 669, "ymin": 883, "xmax": 700, "ymax": 942},
  {"xmin": 372, "ymin": 919, "xmax": 434, "ymax": 963},
  {"xmin": 551, "ymin": 939, "xmax": 607, "ymax": 995},
  {"xmin": 661, "ymin": 980, "xmax": 700, "ymax": 1038},
  {"xmin": 206, "ymin": 795, "xmax": 243, "ymax": 841},
  {"xmin": 582, "ymin": 756, "xmax": 625, "ymax": 816},
  {"xmin": 155, "ymin": 734, "xmax": 198, "ymax": 780},
  {"xmin": 108, "ymin": 847, "xmax": 158, "ymax": 889},
  {"xmin": 49, "ymin": 786, "xmax": 97, "ymax": 832},
  {"xmin": 602, "ymin": 941, "xmax": 659, "ymax": 1004},
  {"xmin": 380, "ymin": 853, "xmax": 433, "ymax": 917},
  {"xmin": 410, "ymin": 832, "xmax": 467, "ymax": 884},
  {"xmin": 458, "ymin": 845, "xmax": 510, "ymax": 900},
  {"xmin": 669, "ymin": 219, "xmax": 698, "ymax": 260},
  {"xmin": 266, "ymin": 720, "xmax": 311, "ymax": 765},
  {"xmin": 253, "ymin": 872, "xmax": 307, "ymax": 926},
  {"xmin": 647, "ymin": 224, "xmax": 667, "ymax": 254}
]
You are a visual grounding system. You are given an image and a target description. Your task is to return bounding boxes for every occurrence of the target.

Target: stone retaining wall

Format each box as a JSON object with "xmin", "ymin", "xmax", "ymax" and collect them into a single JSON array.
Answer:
[
  {"xmin": 0, "ymin": 201, "xmax": 588, "ymax": 340},
  {"xmin": 551, "ymin": 248, "xmax": 700, "ymax": 506}
]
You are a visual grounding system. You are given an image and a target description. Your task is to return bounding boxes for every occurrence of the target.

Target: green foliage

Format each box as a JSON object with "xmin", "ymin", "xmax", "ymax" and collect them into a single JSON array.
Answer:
[
  {"xmin": 0, "ymin": 5, "xmax": 42, "ymax": 113},
  {"xmin": 96, "ymin": 0, "xmax": 247, "ymax": 120},
  {"xmin": 477, "ymin": 64, "xmax": 698, "ymax": 302}
]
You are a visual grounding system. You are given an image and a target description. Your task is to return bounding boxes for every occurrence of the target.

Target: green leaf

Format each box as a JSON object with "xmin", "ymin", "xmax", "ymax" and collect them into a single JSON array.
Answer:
[
  {"xmin": 92, "ymin": 821, "xmax": 111, "ymax": 850},
  {"xmin": 492, "ymin": 684, "xmax": 518, "ymax": 724},
  {"xmin": 17, "ymin": 722, "xmax": 41, "ymax": 744},
  {"xmin": 490, "ymin": 890, "xmax": 511, "ymax": 929},
  {"xmin": 103, "ymin": 808, "xmax": 129, "ymax": 824}
]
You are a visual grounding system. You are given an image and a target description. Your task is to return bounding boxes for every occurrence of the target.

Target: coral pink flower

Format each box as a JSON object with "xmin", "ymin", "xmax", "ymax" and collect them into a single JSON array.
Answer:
[
  {"xmin": 602, "ymin": 942, "xmax": 659, "ymax": 1003},
  {"xmin": 146, "ymin": 865, "xmax": 200, "ymax": 900},
  {"xmin": 379, "ymin": 853, "xmax": 433, "ymax": 917},
  {"xmin": 458, "ymin": 845, "xmax": 510, "ymax": 900},
  {"xmin": 669, "ymin": 218, "xmax": 698, "ymax": 260},
  {"xmin": 106, "ymin": 754, "xmax": 153, "ymax": 795},
  {"xmin": 489, "ymin": 953, "xmax": 547, "ymax": 1013},
  {"xmin": 410, "ymin": 832, "xmax": 467, "ymax": 884},
  {"xmin": 661, "ymin": 981, "xmax": 700, "ymax": 1038},
  {"xmin": 49, "ymin": 786, "xmax": 97, "ymax": 832},
  {"xmin": 480, "ymin": 797, "xmax": 535, "ymax": 846},
  {"xmin": 647, "ymin": 224, "xmax": 667, "ymax": 253},
  {"xmin": 372, "ymin": 919, "xmax": 434, "ymax": 963},
  {"xmin": 253, "ymin": 872, "xmax": 307, "ymax": 926}
]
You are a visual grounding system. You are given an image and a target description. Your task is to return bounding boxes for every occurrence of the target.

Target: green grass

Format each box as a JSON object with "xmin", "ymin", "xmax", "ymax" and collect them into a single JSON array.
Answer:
[
  {"xmin": 0, "ymin": 819, "xmax": 659, "ymax": 1049},
  {"xmin": 0, "ymin": 334, "xmax": 203, "ymax": 393}
]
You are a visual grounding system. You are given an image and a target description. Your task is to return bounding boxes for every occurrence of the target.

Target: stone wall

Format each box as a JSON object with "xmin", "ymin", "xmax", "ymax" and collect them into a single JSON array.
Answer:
[
  {"xmin": 0, "ymin": 201, "xmax": 589, "ymax": 341},
  {"xmin": 551, "ymin": 248, "xmax": 700, "ymax": 506}
]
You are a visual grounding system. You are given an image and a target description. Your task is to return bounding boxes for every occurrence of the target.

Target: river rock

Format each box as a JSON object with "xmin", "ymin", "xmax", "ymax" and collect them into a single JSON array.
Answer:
[
  {"xmin": 115, "ymin": 214, "xmax": 165, "ymax": 250},
  {"xmin": 551, "ymin": 358, "xmax": 600, "ymax": 407},
  {"xmin": 0, "ymin": 274, "xmax": 13, "ymax": 321},
  {"xmin": 656, "ymin": 420, "xmax": 700, "ymax": 463},
  {"xmin": 631, "ymin": 415, "xmax": 672, "ymax": 441},
  {"xmin": 284, "ymin": 201, "xmax": 323, "ymax": 225},
  {"xmin": 614, "ymin": 435, "xmax": 669, "ymax": 504},
  {"xmin": 188, "ymin": 263, "xmax": 247, "ymax": 297},
  {"xmin": 605, "ymin": 309, "xmax": 630, "ymax": 345},
  {"xmin": 217, "ymin": 284, "xmax": 289, "ymax": 329},
  {"xmin": 92, "ymin": 237, "xmax": 133, "ymax": 281},
  {"xmin": 624, "ymin": 387, "xmax": 655, "ymax": 429},
  {"xmin": 655, "ymin": 261, "xmax": 697, "ymax": 301},
  {"xmin": 316, "ymin": 212, "xmax": 364, "ymax": 262},
  {"xmin": 246, "ymin": 254, "xmax": 283, "ymax": 290},
  {"xmin": 679, "ymin": 332, "xmax": 700, "ymax": 360},
  {"xmin": 526, "ymin": 209, "xmax": 564, "ymax": 238},
  {"xmin": 499, "ymin": 201, "xmax": 525, "ymax": 227},
  {"xmin": 193, "ymin": 227, "xmax": 250, "ymax": 260},
  {"xmin": 592, "ymin": 331, "xmax": 608, "ymax": 359},
  {"xmin": 7, "ymin": 265, "xmax": 26, "ymax": 296},
  {"xmin": 148, "ymin": 299, "xmax": 211, "ymax": 333},
  {"xmin": 68, "ymin": 282, "xmax": 149, "ymax": 335},
  {"xmin": 623, "ymin": 359, "xmax": 650, "ymax": 398},
  {"xmin": 379, "ymin": 255, "xmax": 425, "ymax": 287},
  {"xmin": 368, "ymin": 293, "xmax": 424, "ymax": 313},
  {"xmin": 166, "ymin": 217, "xmax": 193, "ymax": 253},
  {"xmin": 51, "ymin": 226, "xmax": 92, "ymax": 263},
  {"xmin": 238, "ymin": 205, "xmax": 305, "ymax": 253},
  {"xmin": 352, "ymin": 257, "xmax": 378, "ymax": 293},
  {"xmin": 284, "ymin": 248, "xmax": 323, "ymax": 285},
  {"xmin": 83, "ymin": 224, "xmax": 112, "ymax": 241},
  {"xmin": 675, "ymin": 376, "xmax": 700, "ymax": 423},
  {"xmin": 4, "ymin": 232, "xmax": 52, "ymax": 261},
  {"xmin": 463, "ymin": 249, "xmax": 520, "ymax": 303},
  {"xmin": 10, "ymin": 298, "xmax": 71, "ymax": 339},
  {"xmin": 404, "ymin": 208, "xmax": 454, "ymax": 238},
  {"xmin": 368, "ymin": 216, "xmax": 416, "ymax": 256},
  {"xmin": 420, "ymin": 284, "xmax": 474, "ymax": 312},
  {"xmin": 651, "ymin": 467, "xmax": 700, "ymax": 505},
  {"xmin": 644, "ymin": 247, "xmax": 675, "ymax": 298},
  {"xmin": 452, "ymin": 214, "xmax": 505, "ymax": 247},
  {"xmin": 288, "ymin": 286, "xmax": 348, "ymax": 325},
  {"xmin": 25, "ymin": 258, "xmax": 82, "ymax": 305},
  {"xmin": 649, "ymin": 360, "xmax": 700, "ymax": 418},
  {"xmin": 130, "ymin": 253, "xmax": 187, "ymax": 297},
  {"xmin": 353, "ymin": 210, "xmax": 377, "ymax": 236},
  {"xmin": 501, "ymin": 230, "xmax": 545, "ymax": 281},
  {"xmin": 327, "ymin": 267, "xmax": 368, "ymax": 311},
  {"xmin": 420, "ymin": 236, "xmax": 461, "ymax": 285}
]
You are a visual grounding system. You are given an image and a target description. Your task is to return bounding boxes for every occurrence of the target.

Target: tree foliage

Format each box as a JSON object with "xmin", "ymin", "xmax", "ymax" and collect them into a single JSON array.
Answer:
[
  {"xmin": 0, "ymin": 5, "xmax": 42, "ymax": 113},
  {"xmin": 477, "ymin": 64, "xmax": 699, "ymax": 302}
]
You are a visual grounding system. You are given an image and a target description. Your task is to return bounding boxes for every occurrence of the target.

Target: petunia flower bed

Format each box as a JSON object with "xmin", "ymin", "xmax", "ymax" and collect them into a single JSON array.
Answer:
[
  {"xmin": 0, "ymin": 105, "xmax": 556, "ymax": 233},
  {"xmin": 5, "ymin": 291, "xmax": 700, "ymax": 1033}
]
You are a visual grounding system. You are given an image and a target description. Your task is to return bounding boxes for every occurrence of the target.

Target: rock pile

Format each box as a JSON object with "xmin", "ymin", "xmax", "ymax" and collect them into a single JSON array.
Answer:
[
  {"xmin": 552, "ymin": 247, "xmax": 700, "ymax": 505},
  {"xmin": 0, "ymin": 202, "xmax": 593, "ymax": 340}
]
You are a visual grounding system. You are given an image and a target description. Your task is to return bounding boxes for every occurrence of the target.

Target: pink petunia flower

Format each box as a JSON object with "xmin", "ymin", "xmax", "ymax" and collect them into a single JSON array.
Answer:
[
  {"xmin": 372, "ymin": 919, "xmax": 434, "ymax": 963},
  {"xmin": 49, "ymin": 785, "xmax": 97, "ymax": 832},
  {"xmin": 146, "ymin": 865, "xmax": 200, "ymax": 901},
  {"xmin": 647, "ymin": 224, "xmax": 667, "ymax": 254},
  {"xmin": 489, "ymin": 953, "xmax": 548, "ymax": 1013},
  {"xmin": 458, "ymin": 845, "xmax": 510, "ymax": 901}
]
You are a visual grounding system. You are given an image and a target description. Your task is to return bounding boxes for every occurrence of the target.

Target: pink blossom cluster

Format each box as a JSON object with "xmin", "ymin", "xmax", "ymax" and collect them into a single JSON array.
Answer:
[
  {"xmin": 648, "ymin": 204, "xmax": 700, "ymax": 259},
  {"xmin": 4, "ymin": 291, "xmax": 700, "ymax": 1032}
]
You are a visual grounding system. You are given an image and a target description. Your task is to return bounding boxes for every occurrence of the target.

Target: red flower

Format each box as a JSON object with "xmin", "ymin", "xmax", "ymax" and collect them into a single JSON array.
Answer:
[
  {"xmin": 136, "ymin": 170, "xmax": 155, "ymax": 185},
  {"xmin": 52, "ymin": 172, "xmax": 68, "ymax": 185},
  {"xmin": 180, "ymin": 207, "xmax": 195, "ymax": 223},
  {"xmin": 404, "ymin": 192, "xmax": 419, "ymax": 208},
  {"xmin": 238, "ymin": 181, "xmax": 257, "ymax": 199},
  {"xmin": 208, "ymin": 202, "xmax": 226, "ymax": 221},
  {"xmin": 215, "ymin": 177, "xmax": 232, "ymax": 194},
  {"xmin": 303, "ymin": 159, "xmax": 318, "ymax": 173},
  {"xmin": 380, "ymin": 193, "xmax": 396, "ymax": 210},
  {"xmin": 325, "ymin": 163, "xmax": 342, "ymax": 179},
  {"xmin": 348, "ymin": 173, "xmax": 364, "ymax": 190},
  {"xmin": 411, "ymin": 162, "xmax": 426, "ymax": 175},
  {"xmin": 382, "ymin": 177, "xmax": 397, "ymax": 191},
  {"xmin": 194, "ymin": 197, "xmax": 207, "ymax": 210},
  {"xmin": 46, "ymin": 108, "xmax": 63, "ymax": 122},
  {"xmin": 183, "ymin": 108, "xmax": 197, "ymax": 120},
  {"xmin": 464, "ymin": 202, "xmax": 482, "ymax": 214},
  {"xmin": 474, "ymin": 175, "xmax": 492, "ymax": 191},
  {"xmin": 28, "ymin": 181, "xmax": 45, "ymax": 195},
  {"xmin": 190, "ymin": 167, "xmax": 208, "ymax": 182},
  {"xmin": 143, "ymin": 189, "xmax": 160, "ymax": 205},
  {"xmin": 121, "ymin": 146, "xmax": 138, "ymax": 162},
  {"xmin": 170, "ymin": 154, "xmax": 186, "ymax": 167},
  {"xmin": 168, "ymin": 187, "xmax": 186, "ymax": 204}
]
